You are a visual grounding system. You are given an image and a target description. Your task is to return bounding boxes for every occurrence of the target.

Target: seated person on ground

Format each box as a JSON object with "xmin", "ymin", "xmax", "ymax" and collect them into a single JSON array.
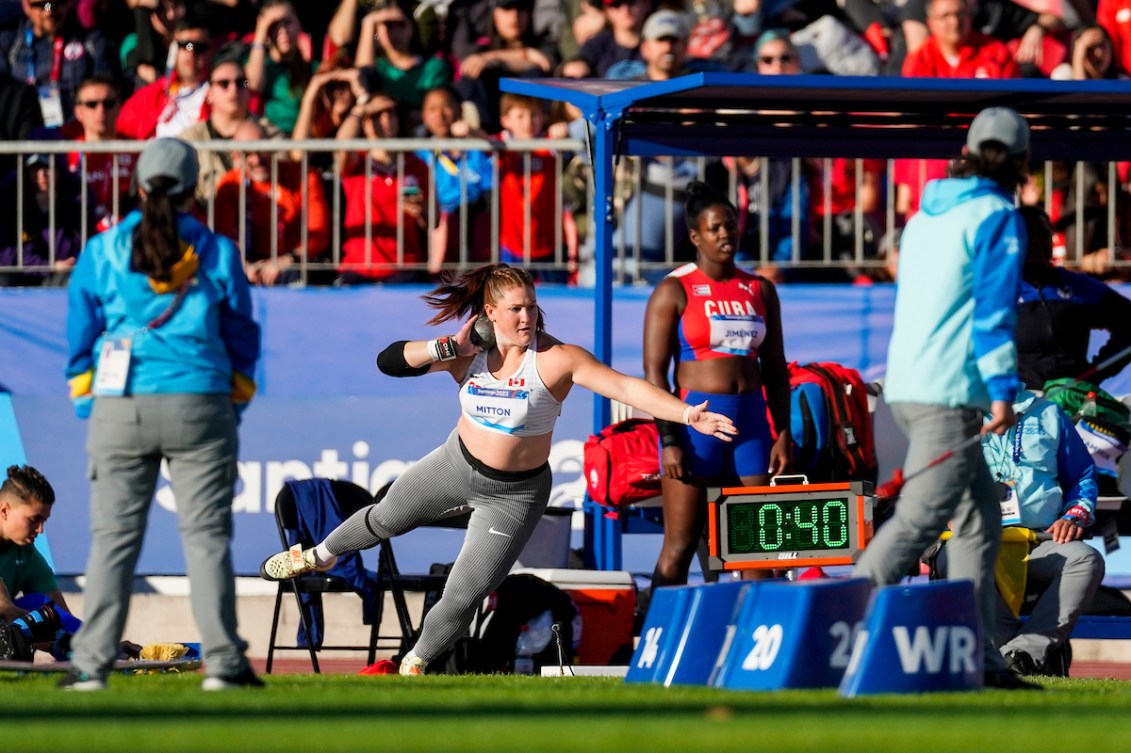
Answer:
[
  {"xmin": 940, "ymin": 390, "xmax": 1104, "ymax": 677},
  {"xmin": 0, "ymin": 465, "xmax": 78, "ymax": 659}
]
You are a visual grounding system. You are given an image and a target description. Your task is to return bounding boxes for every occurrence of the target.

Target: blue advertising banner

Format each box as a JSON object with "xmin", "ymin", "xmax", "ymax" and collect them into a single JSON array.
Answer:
[{"xmin": 3, "ymin": 284, "xmax": 1128, "ymax": 576}]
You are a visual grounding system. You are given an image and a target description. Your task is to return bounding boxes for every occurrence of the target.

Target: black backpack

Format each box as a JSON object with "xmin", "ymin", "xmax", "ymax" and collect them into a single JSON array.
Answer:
[{"xmin": 422, "ymin": 573, "xmax": 579, "ymax": 675}]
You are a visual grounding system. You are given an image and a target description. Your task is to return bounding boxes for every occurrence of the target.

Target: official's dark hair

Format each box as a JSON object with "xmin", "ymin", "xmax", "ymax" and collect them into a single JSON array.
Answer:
[
  {"xmin": 76, "ymin": 74, "xmax": 119, "ymax": 99},
  {"xmin": 1, "ymin": 465, "xmax": 55, "ymax": 506},
  {"xmin": 684, "ymin": 180, "xmax": 737, "ymax": 230},
  {"xmin": 949, "ymin": 143, "xmax": 1029, "ymax": 194},
  {"xmin": 133, "ymin": 175, "xmax": 190, "ymax": 282},
  {"xmin": 423, "ymin": 263, "xmax": 544, "ymax": 331},
  {"xmin": 1018, "ymin": 204, "xmax": 1054, "ymax": 264}
]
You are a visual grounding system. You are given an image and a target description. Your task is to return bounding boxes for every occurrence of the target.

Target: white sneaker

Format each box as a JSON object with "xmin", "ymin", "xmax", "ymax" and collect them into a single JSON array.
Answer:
[
  {"xmin": 59, "ymin": 669, "xmax": 106, "ymax": 691},
  {"xmin": 202, "ymin": 667, "xmax": 265, "ymax": 691},
  {"xmin": 259, "ymin": 545, "xmax": 336, "ymax": 581},
  {"xmin": 399, "ymin": 655, "xmax": 428, "ymax": 676}
]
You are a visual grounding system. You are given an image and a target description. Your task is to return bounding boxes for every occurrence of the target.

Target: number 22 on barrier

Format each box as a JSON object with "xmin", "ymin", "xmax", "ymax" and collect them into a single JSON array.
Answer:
[{"xmin": 828, "ymin": 620, "xmax": 861, "ymax": 669}]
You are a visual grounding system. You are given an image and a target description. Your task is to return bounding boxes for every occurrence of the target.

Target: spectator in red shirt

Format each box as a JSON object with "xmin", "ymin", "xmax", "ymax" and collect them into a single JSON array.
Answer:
[
  {"xmin": 117, "ymin": 18, "xmax": 214, "ymax": 140},
  {"xmin": 335, "ymin": 93, "xmax": 433, "ymax": 284},
  {"xmin": 213, "ymin": 119, "xmax": 329, "ymax": 286},
  {"xmin": 496, "ymin": 92, "xmax": 570, "ymax": 282},
  {"xmin": 902, "ymin": 0, "xmax": 1021, "ymax": 78},
  {"xmin": 1097, "ymin": 0, "xmax": 1131, "ymax": 76},
  {"xmin": 66, "ymin": 75, "xmax": 135, "ymax": 233},
  {"xmin": 898, "ymin": 0, "xmax": 1020, "ymax": 219}
]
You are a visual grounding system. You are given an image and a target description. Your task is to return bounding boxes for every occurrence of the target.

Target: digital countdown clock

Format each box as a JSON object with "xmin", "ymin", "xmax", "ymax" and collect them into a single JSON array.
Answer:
[{"xmin": 707, "ymin": 481, "xmax": 875, "ymax": 571}]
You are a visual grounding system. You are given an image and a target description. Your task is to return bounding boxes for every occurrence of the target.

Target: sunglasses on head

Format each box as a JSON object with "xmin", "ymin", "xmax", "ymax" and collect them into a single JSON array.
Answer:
[
  {"xmin": 759, "ymin": 53, "xmax": 793, "ymax": 65},
  {"xmin": 28, "ymin": 0, "xmax": 67, "ymax": 9},
  {"xmin": 210, "ymin": 77, "xmax": 249, "ymax": 90},
  {"xmin": 77, "ymin": 97, "xmax": 119, "ymax": 109},
  {"xmin": 175, "ymin": 39, "xmax": 210, "ymax": 52}
]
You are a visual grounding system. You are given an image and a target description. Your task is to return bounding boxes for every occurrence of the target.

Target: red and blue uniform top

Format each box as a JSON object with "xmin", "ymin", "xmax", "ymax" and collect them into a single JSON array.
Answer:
[{"xmin": 670, "ymin": 263, "xmax": 767, "ymax": 362}]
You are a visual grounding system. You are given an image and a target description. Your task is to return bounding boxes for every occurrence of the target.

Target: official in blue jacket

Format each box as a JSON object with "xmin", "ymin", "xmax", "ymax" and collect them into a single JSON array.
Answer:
[
  {"xmin": 854, "ymin": 107, "xmax": 1034, "ymax": 689},
  {"xmin": 1014, "ymin": 204, "xmax": 1131, "ymax": 391},
  {"xmin": 61, "ymin": 138, "xmax": 262, "ymax": 691},
  {"xmin": 980, "ymin": 391, "xmax": 1104, "ymax": 676}
]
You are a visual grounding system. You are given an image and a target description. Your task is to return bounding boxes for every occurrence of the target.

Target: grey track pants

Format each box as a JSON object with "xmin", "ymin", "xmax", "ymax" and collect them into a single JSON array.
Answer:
[
  {"xmin": 71, "ymin": 394, "xmax": 250, "ymax": 680},
  {"xmin": 853, "ymin": 402, "xmax": 1007, "ymax": 672},
  {"xmin": 323, "ymin": 429, "xmax": 551, "ymax": 662}
]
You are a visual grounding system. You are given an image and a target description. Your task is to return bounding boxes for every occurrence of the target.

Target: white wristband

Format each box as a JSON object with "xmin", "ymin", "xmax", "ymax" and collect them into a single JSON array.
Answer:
[
  {"xmin": 427, "ymin": 336, "xmax": 457, "ymax": 362},
  {"xmin": 682, "ymin": 405, "xmax": 692, "ymax": 426}
]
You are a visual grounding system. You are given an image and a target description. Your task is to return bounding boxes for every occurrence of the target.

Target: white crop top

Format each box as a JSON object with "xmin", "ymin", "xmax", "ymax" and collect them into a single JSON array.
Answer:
[{"xmin": 459, "ymin": 341, "xmax": 562, "ymax": 437}]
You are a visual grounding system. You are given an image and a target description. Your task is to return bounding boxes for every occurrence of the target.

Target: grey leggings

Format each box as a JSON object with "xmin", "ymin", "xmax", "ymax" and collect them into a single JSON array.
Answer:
[{"xmin": 323, "ymin": 429, "xmax": 552, "ymax": 662}]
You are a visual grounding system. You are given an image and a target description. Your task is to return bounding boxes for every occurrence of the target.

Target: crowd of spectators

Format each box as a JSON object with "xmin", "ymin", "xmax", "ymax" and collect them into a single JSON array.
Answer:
[{"xmin": 0, "ymin": 0, "xmax": 1129, "ymax": 286}]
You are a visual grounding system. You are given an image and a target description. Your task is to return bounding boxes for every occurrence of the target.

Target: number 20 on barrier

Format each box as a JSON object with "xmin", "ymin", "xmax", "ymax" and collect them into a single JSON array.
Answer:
[{"xmin": 739, "ymin": 620, "xmax": 861, "ymax": 672}]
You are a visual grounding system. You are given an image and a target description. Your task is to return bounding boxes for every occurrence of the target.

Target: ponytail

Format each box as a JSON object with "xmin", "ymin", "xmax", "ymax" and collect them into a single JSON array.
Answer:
[
  {"xmin": 132, "ymin": 175, "xmax": 190, "ymax": 281},
  {"xmin": 423, "ymin": 263, "xmax": 544, "ymax": 331}
]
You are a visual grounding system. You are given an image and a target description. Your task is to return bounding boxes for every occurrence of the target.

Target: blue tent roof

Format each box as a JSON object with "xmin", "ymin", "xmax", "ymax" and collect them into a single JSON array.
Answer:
[{"xmin": 503, "ymin": 72, "xmax": 1131, "ymax": 160}]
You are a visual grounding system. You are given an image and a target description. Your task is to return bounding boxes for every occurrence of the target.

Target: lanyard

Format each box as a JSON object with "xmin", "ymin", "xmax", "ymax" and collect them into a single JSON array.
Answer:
[
  {"xmin": 145, "ymin": 283, "xmax": 191, "ymax": 331},
  {"xmin": 25, "ymin": 31, "xmax": 64, "ymax": 86},
  {"xmin": 1012, "ymin": 413, "xmax": 1024, "ymax": 464}
]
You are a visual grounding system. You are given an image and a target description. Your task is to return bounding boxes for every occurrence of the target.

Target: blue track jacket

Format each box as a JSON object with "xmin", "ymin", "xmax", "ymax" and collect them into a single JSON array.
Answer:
[
  {"xmin": 982, "ymin": 391, "xmax": 1098, "ymax": 529},
  {"xmin": 885, "ymin": 176, "xmax": 1026, "ymax": 410},
  {"xmin": 66, "ymin": 211, "xmax": 260, "ymax": 397}
]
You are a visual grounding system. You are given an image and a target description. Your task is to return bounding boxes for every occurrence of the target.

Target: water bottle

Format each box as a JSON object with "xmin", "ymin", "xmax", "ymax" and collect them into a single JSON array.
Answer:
[
  {"xmin": 514, "ymin": 625, "xmax": 535, "ymax": 676},
  {"xmin": 1081, "ymin": 392, "xmax": 1098, "ymax": 418}
]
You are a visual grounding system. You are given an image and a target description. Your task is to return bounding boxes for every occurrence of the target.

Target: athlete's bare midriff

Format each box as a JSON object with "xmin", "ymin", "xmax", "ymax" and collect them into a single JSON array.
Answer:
[{"xmin": 675, "ymin": 355, "xmax": 765, "ymax": 396}]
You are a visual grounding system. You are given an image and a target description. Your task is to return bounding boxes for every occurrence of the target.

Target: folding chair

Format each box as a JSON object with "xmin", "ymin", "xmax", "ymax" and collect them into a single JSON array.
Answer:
[{"xmin": 264, "ymin": 479, "xmax": 453, "ymax": 674}]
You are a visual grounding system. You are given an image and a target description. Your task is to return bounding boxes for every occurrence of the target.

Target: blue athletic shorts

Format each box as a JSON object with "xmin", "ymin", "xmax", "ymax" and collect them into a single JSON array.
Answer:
[{"xmin": 672, "ymin": 389, "xmax": 774, "ymax": 482}]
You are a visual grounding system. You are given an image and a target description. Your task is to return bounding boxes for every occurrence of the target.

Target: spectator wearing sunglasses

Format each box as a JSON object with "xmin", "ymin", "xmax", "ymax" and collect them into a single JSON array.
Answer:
[
  {"xmin": 65, "ymin": 75, "xmax": 135, "ymax": 233},
  {"xmin": 117, "ymin": 17, "xmax": 214, "ymax": 140},
  {"xmin": 0, "ymin": 0, "xmax": 116, "ymax": 127},
  {"xmin": 751, "ymin": 28, "xmax": 799, "ymax": 73},
  {"xmin": 180, "ymin": 59, "xmax": 279, "ymax": 203}
]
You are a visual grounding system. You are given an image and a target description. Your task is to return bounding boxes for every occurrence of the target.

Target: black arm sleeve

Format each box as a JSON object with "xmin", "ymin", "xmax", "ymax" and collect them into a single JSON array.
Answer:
[
  {"xmin": 656, "ymin": 418, "xmax": 684, "ymax": 449},
  {"xmin": 376, "ymin": 341, "xmax": 431, "ymax": 377}
]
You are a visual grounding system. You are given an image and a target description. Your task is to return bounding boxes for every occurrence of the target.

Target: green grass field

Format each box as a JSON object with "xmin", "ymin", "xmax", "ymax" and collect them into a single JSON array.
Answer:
[{"xmin": 4, "ymin": 673, "xmax": 1131, "ymax": 753}]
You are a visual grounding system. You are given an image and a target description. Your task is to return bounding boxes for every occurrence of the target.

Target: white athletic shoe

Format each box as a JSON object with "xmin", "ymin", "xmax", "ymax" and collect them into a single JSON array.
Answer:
[
  {"xmin": 58, "ymin": 669, "xmax": 106, "ymax": 691},
  {"xmin": 259, "ymin": 545, "xmax": 336, "ymax": 581},
  {"xmin": 399, "ymin": 654, "xmax": 428, "ymax": 676}
]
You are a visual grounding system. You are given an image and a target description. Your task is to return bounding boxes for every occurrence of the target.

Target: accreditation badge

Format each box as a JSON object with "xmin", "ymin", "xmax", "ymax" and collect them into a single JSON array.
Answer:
[
  {"xmin": 998, "ymin": 480, "xmax": 1021, "ymax": 526},
  {"xmin": 37, "ymin": 86, "xmax": 64, "ymax": 128},
  {"xmin": 93, "ymin": 337, "xmax": 133, "ymax": 396}
]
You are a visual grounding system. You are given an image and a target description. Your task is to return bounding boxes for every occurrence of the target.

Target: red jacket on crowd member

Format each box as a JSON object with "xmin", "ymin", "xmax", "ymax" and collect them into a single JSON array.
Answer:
[
  {"xmin": 66, "ymin": 134, "xmax": 136, "ymax": 233},
  {"xmin": 902, "ymin": 31, "xmax": 1022, "ymax": 78},
  {"xmin": 497, "ymin": 149, "xmax": 559, "ymax": 261},
  {"xmin": 116, "ymin": 76, "xmax": 210, "ymax": 140},
  {"xmin": 1099, "ymin": 0, "xmax": 1131, "ymax": 76},
  {"xmin": 339, "ymin": 155, "xmax": 432, "ymax": 280},
  {"xmin": 213, "ymin": 161, "xmax": 330, "ymax": 264}
]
